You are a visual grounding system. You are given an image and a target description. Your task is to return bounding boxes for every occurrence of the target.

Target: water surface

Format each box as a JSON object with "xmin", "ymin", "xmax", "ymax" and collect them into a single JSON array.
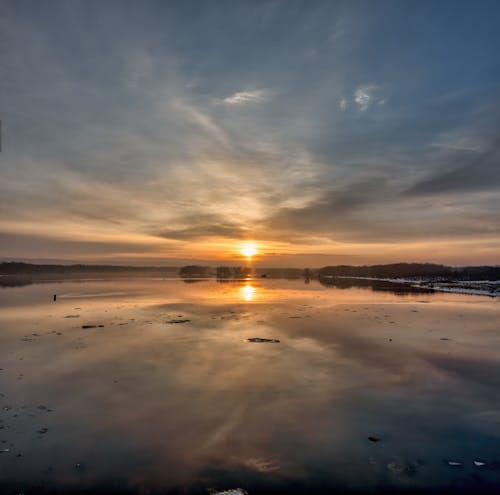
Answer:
[{"xmin": 1, "ymin": 278, "xmax": 499, "ymax": 494}]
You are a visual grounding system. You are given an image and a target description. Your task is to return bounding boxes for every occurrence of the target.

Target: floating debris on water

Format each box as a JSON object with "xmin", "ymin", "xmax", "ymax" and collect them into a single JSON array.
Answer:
[
  {"xmin": 239, "ymin": 457, "xmax": 280, "ymax": 472},
  {"xmin": 246, "ymin": 338, "xmax": 280, "ymax": 343},
  {"xmin": 37, "ymin": 427, "xmax": 49, "ymax": 434},
  {"xmin": 210, "ymin": 489, "xmax": 248, "ymax": 495},
  {"xmin": 387, "ymin": 461, "xmax": 417, "ymax": 476},
  {"xmin": 81, "ymin": 325, "xmax": 104, "ymax": 329},
  {"xmin": 368, "ymin": 436, "xmax": 381, "ymax": 442},
  {"xmin": 64, "ymin": 315, "xmax": 80, "ymax": 318},
  {"xmin": 474, "ymin": 460, "xmax": 487, "ymax": 467},
  {"xmin": 446, "ymin": 460, "xmax": 463, "ymax": 467},
  {"xmin": 166, "ymin": 319, "xmax": 191, "ymax": 324}
]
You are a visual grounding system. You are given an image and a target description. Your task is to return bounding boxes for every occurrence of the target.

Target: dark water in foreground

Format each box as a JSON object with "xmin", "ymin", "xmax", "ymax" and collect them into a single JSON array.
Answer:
[{"xmin": 0, "ymin": 278, "xmax": 499, "ymax": 494}]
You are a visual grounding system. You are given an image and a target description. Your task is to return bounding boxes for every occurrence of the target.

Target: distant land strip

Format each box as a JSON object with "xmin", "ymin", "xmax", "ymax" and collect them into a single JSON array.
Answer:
[{"xmin": 1, "ymin": 261, "xmax": 499, "ymax": 280}]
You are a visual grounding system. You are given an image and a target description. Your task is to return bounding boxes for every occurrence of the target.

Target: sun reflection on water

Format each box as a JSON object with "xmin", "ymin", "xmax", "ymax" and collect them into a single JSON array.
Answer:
[{"xmin": 241, "ymin": 283, "xmax": 256, "ymax": 301}]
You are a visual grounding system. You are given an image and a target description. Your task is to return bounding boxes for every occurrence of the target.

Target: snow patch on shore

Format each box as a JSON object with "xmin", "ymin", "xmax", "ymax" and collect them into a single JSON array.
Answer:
[{"xmin": 329, "ymin": 276, "xmax": 500, "ymax": 297}]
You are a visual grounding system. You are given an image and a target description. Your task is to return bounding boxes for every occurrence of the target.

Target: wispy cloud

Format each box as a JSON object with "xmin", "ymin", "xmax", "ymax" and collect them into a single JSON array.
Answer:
[
  {"xmin": 173, "ymin": 100, "xmax": 230, "ymax": 147},
  {"xmin": 223, "ymin": 89, "xmax": 270, "ymax": 105},
  {"xmin": 328, "ymin": 18, "xmax": 346, "ymax": 42}
]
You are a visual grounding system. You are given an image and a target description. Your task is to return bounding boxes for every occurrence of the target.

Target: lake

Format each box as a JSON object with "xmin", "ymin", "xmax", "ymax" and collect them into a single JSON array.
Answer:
[{"xmin": 1, "ymin": 277, "xmax": 499, "ymax": 494}]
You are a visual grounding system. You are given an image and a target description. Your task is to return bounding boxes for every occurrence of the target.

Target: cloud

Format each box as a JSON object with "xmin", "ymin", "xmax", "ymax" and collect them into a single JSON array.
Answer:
[
  {"xmin": 339, "ymin": 86, "xmax": 386, "ymax": 112},
  {"xmin": 0, "ymin": 232, "xmax": 160, "ymax": 258},
  {"xmin": 408, "ymin": 137, "xmax": 500, "ymax": 195},
  {"xmin": 223, "ymin": 89, "xmax": 270, "ymax": 105},
  {"xmin": 328, "ymin": 18, "xmax": 346, "ymax": 42},
  {"xmin": 154, "ymin": 213, "xmax": 248, "ymax": 240},
  {"xmin": 157, "ymin": 224, "xmax": 247, "ymax": 240},
  {"xmin": 173, "ymin": 100, "xmax": 231, "ymax": 148},
  {"xmin": 354, "ymin": 85, "xmax": 378, "ymax": 111},
  {"xmin": 260, "ymin": 172, "xmax": 500, "ymax": 245},
  {"xmin": 261, "ymin": 177, "xmax": 396, "ymax": 241}
]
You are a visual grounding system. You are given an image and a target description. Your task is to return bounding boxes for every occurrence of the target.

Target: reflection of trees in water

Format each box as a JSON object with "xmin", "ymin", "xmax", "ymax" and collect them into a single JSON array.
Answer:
[
  {"xmin": 318, "ymin": 277, "xmax": 435, "ymax": 295},
  {"xmin": 216, "ymin": 266, "xmax": 252, "ymax": 279},
  {"xmin": 215, "ymin": 278, "xmax": 250, "ymax": 284},
  {"xmin": 0, "ymin": 276, "xmax": 69, "ymax": 288},
  {"xmin": 0, "ymin": 276, "xmax": 35, "ymax": 287}
]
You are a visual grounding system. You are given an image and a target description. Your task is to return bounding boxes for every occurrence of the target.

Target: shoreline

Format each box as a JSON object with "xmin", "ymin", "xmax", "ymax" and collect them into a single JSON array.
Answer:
[{"xmin": 325, "ymin": 276, "xmax": 500, "ymax": 297}]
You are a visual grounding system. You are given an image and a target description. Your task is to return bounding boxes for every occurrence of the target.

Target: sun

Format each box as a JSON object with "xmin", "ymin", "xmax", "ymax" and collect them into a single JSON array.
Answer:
[{"xmin": 240, "ymin": 242, "xmax": 258, "ymax": 258}]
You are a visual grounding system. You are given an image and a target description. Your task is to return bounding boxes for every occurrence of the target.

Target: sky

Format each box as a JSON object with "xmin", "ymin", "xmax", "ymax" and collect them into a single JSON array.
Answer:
[{"xmin": 1, "ymin": 0, "xmax": 500, "ymax": 267}]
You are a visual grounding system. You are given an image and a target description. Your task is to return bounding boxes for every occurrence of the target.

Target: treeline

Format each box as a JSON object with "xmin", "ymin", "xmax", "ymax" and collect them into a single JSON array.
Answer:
[
  {"xmin": 318, "ymin": 263, "xmax": 500, "ymax": 281},
  {"xmin": 2, "ymin": 262, "xmax": 499, "ymax": 281}
]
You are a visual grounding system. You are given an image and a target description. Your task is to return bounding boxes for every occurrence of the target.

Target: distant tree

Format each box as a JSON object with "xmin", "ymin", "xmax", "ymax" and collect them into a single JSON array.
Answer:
[{"xmin": 216, "ymin": 266, "xmax": 233, "ymax": 278}]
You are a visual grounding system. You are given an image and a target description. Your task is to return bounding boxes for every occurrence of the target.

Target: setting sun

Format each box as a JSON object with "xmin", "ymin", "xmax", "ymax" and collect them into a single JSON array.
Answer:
[{"xmin": 240, "ymin": 242, "xmax": 258, "ymax": 258}]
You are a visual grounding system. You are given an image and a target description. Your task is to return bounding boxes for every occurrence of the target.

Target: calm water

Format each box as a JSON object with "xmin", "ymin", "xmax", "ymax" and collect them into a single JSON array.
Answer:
[{"xmin": 0, "ymin": 278, "xmax": 499, "ymax": 494}]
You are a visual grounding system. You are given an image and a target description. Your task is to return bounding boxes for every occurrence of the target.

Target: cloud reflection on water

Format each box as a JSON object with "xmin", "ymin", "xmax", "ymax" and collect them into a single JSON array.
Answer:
[{"xmin": 0, "ymin": 279, "xmax": 499, "ymax": 494}]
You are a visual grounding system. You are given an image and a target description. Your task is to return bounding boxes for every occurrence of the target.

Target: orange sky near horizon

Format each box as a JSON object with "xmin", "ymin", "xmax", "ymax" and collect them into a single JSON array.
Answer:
[{"xmin": 2, "ymin": 221, "xmax": 499, "ymax": 266}]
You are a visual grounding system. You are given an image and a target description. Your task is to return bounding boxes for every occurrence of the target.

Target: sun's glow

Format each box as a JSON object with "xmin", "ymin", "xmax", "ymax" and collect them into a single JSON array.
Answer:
[{"xmin": 241, "ymin": 242, "xmax": 258, "ymax": 258}]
